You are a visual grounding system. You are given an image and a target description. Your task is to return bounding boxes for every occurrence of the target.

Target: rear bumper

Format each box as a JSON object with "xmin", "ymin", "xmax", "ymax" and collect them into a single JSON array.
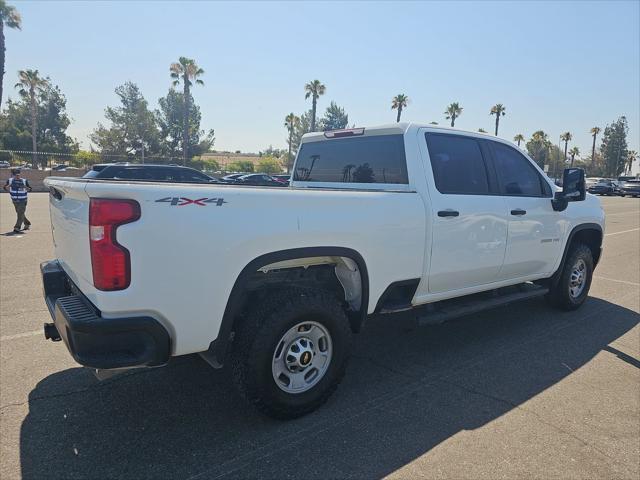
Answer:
[{"xmin": 41, "ymin": 260, "xmax": 170, "ymax": 369}]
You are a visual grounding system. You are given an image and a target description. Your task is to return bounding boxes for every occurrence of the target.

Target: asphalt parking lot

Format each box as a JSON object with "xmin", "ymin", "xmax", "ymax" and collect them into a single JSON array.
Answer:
[{"xmin": 1, "ymin": 192, "xmax": 638, "ymax": 479}]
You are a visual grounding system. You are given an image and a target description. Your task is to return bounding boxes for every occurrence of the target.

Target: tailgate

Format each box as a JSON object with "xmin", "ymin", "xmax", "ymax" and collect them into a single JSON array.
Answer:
[{"xmin": 45, "ymin": 178, "xmax": 95, "ymax": 295}]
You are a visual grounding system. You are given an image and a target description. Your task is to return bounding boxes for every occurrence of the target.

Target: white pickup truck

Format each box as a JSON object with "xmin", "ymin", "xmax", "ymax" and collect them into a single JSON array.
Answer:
[{"xmin": 42, "ymin": 123, "xmax": 605, "ymax": 418}]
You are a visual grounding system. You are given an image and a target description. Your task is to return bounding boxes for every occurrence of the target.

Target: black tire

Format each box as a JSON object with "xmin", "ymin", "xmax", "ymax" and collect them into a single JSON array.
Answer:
[
  {"xmin": 546, "ymin": 243, "xmax": 594, "ymax": 311},
  {"xmin": 230, "ymin": 288, "xmax": 352, "ymax": 419}
]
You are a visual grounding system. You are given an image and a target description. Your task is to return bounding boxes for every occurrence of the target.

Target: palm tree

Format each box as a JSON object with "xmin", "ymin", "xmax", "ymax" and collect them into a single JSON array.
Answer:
[
  {"xmin": 304, "ymin": 79, "xmax": 326, "ymax": 132},
  {"xmin": 170, "ymin": 57, "xmax": 204, "ymax": 165},
  {"xmin": 626, "ymin": 150, "xmax": 637, "ymax": 174},
  {"xmin": 513, "ymin": 133, "xmax": 525, "ymax": 147},
  {"xmin": 284, "ymin": 112, "xmax": 300, "ymax": 173},
  {"xmin": 569, "ymin": 146, "xmax": 580, "ymax": 167},
  {"xmin": 0, "ymin": 1, "xmax": 21, "ymax": 109},
  {"xmin": 391, "ymin": 94, "xmax": 409, "ymax": 122},
  {"xmin": 560, "ymin": 131, "xmax": 572, "ymax": 163},
  {"xmin": 15, "ymin": 69, "xmax": 48, "ymax": 166},
  {"xmin": 590, "ymin": 126, "xmax": 601, "ymax": 166},
  {"xmin": 444, "ymin": 102, "xmax": 463, "ymax": 127},
  {"xmin": 489, "ymin": 104, "xmax": 506, "ymax": 136}
]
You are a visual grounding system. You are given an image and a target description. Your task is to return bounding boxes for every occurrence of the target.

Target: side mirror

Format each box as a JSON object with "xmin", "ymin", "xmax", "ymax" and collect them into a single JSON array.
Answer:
[
  {"xmin": 552, "ymin": 168, "xmax": 586, "ymax": 211},
  {"xmin": 562, "ymin": 168, "xmax": 586, "ymax": 201}
]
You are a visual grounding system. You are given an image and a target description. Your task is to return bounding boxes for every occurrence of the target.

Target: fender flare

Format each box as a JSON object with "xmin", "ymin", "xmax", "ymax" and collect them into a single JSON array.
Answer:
[
  {"xmin": 550, "ymin": 223, "xmax": 603, "ymax": 286},
  {"xmin": 207, "ymin": 247, "xmax": 369, "ymax": 365}
]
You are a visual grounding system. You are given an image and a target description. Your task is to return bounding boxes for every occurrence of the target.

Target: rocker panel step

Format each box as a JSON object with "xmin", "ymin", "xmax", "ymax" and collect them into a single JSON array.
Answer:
[{"xmin": 416, "ymin": 283, "xmax": 549, "ymax": 326}]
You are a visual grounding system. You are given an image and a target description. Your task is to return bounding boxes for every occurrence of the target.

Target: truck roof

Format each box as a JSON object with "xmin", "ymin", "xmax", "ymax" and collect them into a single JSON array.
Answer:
[{"xmin": 301, "ymin": 123, "xmax": 498, "ymax": 143}]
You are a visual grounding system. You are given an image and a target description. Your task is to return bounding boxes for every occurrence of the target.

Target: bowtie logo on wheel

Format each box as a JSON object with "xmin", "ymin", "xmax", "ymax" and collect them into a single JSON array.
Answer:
[{"xmin": 155, "ymin": 197, "xmax": 227, "ymax": 207}]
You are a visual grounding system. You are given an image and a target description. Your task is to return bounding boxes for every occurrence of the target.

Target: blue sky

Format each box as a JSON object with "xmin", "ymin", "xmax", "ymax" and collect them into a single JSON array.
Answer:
[{"xmin": 4, "ymin": 1, "xmax": 639, "ymax": 167}]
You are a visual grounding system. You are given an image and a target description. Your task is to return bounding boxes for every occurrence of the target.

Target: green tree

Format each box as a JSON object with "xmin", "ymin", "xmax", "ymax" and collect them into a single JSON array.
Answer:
[
  {"xmin": 304, "ymin": 79, "xmax": 325, "ymax": 132},
  {"xmin": 569, "ymin": 146, "xmax": 580, "ymax": 167},
  {"xmin": 391, "ymin": 94, "xmax": 409, "ymax": 123},
  {"xmin": 291, "ymin": 109, "xmax": 314, "ymax": 156},
  {"xmin": 600, "ymin": 116, "xmax": 629, "ymax": 177},
  {"xmin": 560, "ymin": 131, "xmax": 572, "ymax": 163},
  {"xmin": 444, "ymin": 102, "xmax": 463, "ymax": 127},
  {"xmin": 320, "ymin": 101, "xmax": 348, "ymax": 131},
  {"xmin": 170, "ymin": 57, "xmax": 205, "ymax": 164},
  {"xmin": 590, "ymin": 126, "xmax": 601, "ymax": 167},
  {"xmin": 513, "ymin": 133, "xmax": 525, "ymax": 147},
  {"xmin": 526, "ymin": 130, "xmax": 551, "ymax": 169},
  {"xmin": 490, "ymin": 103, "xmax": 506, "ymax": 135},
  {"xmin": 90, "ymin": 82, "xmax": 160, "ymax": 157},
  {"xmin": 257, "ymin": 156, "xmax": 283, "ymax": 174},
  {"xmin": 284, "ymin": 112, "xmax": 300, "ymax": 172},
  {"xmin": 72, "ymin": 150, "xmax": 99, "ymax": 168},
  {"xmin": 15, "ymin": 69, "xmax": 48, "ymax": 163},
  {"xmin": 626, "ymin": 150, "xmax": 637, "ymax": 174},
  {"xmin": 227, "ymin": 160, "xmax": 254, "ymax": 173},
  {"xmin": 195, "ymin": 156, "xmax": 220, "ymax": 173},
  {"xmin": 0, "ymin": 1, "xmax": 21, "ymax": 109},
  {"xmin": 0, "ymin": 80, "xmax": 77, "ymax": 166},
  {"xmin": 156, "ymin": 88, "xmax": 214, "ymax": 159}
]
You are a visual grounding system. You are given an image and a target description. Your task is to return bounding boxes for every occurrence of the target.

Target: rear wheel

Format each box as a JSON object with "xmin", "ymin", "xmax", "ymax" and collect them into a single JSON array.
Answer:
[
  {"xmin": 546, "ymin": 243, "xmax": 594, "ymax": 310},
  {"xmin": 230, "ymin": 288, "xmax": 352, "ymax": 419}
]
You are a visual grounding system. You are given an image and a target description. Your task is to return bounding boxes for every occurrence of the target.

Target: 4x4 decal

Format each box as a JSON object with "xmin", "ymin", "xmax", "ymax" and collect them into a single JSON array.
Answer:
[{"xmin": 155, "ymin": 197, "xmax": 227, "ymax": 206}]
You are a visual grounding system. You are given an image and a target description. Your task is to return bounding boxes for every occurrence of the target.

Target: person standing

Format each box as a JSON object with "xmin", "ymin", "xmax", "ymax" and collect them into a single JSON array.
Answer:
[{"xmin": 3, "ymin": 169, "xmax": 32, "ymax": 233}]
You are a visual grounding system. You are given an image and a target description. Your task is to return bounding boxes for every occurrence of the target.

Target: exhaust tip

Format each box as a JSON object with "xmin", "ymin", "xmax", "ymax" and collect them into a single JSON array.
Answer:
[{"xmin": 44, "ymin": 323, "xmax": 61, "ymax": 342}]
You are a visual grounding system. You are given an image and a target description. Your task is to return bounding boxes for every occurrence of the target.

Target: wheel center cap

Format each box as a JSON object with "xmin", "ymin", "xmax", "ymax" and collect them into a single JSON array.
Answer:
[
  {"xmin": 301, "ymin": 351, "xmax": 312, "ymax": 365},
  {"xmin": 285, "ymin": 337, "xmax": 314, "ymax": 371}
]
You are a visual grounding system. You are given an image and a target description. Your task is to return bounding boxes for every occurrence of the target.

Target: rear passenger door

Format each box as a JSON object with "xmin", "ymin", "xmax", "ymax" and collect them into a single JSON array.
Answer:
[
  {"xmin": 486, "ymin": 141, "xmax": 563, "ymax": 279},
  {"xmin": 421, "ymin": 132, "xmax": 509, "ymax": 294}
]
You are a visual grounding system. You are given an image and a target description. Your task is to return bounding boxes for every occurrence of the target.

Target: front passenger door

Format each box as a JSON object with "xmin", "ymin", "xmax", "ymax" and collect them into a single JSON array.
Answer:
[{"xmin": 488, "ymin": 141, "xmax": 564, "ymax": 280}]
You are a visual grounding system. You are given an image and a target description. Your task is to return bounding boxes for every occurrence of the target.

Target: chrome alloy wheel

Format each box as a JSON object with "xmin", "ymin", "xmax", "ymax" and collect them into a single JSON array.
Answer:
[
  {"xmin": 569, "ymin": 258, "xmax": 587, "ymax": 298},
  {"xmin": 272, "ymin": 321, "xmax": 333, "ymax": 394}
]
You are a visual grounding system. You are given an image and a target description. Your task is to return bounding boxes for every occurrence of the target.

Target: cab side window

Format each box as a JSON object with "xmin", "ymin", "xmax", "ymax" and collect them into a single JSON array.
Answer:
[
  {"xmin": 491, "ymin": 143, "xmax": 548, "ymax": 197},
  {"xmin": 425, "ymin": 133, "xmax": 490, "ymax": 195}
]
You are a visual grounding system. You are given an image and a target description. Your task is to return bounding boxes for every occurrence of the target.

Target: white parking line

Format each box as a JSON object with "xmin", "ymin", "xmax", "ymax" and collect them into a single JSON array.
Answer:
[
  {"xmin": 594, "ymin": 275, "xmax": 640, "ymax": 287},
  {"xmin": 0, "ymin": 330, "xmax": 42, "ymax": 342},
  {"xmin": 605, "ymin": 228, "xmax": 640, "ymax": 237}
]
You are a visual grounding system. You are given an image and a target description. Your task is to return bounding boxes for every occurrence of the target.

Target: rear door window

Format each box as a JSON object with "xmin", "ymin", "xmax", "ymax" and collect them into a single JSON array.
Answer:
[
  {"xmin": 425, "ymin": 133, "xmax": 490, "ymax": 194},
  {"xmin": 293, "ymin": 134, "xmax": 408, "ymax": 184}
]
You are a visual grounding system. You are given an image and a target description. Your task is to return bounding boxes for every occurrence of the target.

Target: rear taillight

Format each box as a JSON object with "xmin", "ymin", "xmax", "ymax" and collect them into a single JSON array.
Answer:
[{"xmin": 89, "ymin": 199, "xmax": 140, "ymax": 291}]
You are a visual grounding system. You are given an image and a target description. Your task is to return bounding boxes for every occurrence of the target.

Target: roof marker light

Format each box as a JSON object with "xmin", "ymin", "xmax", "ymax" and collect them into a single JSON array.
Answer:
[{"xmin": 324, "ymin": 128, "xmax": 365, "ymax": 138}]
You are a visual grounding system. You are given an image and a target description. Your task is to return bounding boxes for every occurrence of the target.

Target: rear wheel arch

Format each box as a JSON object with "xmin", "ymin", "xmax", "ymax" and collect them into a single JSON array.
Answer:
[{"xmin": 208, "ymin": 247, "xmax": 369, "ymax": 366}]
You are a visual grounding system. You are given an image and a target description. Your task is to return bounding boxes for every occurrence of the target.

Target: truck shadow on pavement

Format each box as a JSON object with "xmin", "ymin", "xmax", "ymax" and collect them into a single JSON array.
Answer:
[{"xmin": 20, "ymin": 297, "xmax": 639, "ymax": 479}]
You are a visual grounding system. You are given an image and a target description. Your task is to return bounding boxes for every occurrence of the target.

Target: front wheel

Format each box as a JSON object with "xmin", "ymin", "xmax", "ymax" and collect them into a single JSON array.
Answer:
[
  {"xmin": 230, "ymin": 288, "xmax": 352, "ymax": 419},
  {"xmin": 546, "ymin": 243, "xmax": 594, "ymax": 310}
]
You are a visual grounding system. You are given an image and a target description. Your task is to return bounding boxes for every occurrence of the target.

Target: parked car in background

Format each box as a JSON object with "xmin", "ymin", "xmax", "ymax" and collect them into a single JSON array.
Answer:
[
  {"xmin": 0, "ymin": 161, "xmax": 10, "ymax": 168},
  {"xmin": 620, "ymin": 179, "xmax": 640, "ymax": 197},
  {"xmin": 272, "ymin": 174, "xmax": 291, "ymax": 185},
  {"xmin": 220, "ymin": 173, "xmax": 246, "ymax": 183},
  {"xmin": 587, "ymin": 179, "xmax": 622, "ymax": 196},
  {"xmin": 585, "ymin": 177, "xmax": 603, "ymax": 189},
  {"xmin": 83, "ymin": 163, "xmax": 220, "ymax": 183},
  {"xmin": 237, "ymin": 173, "xmax": 284, "ymax": 186}
]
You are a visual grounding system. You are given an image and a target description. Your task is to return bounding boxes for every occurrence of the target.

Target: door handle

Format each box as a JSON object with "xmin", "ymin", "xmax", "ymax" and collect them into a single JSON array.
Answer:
[
  {"xmin": 510, "ymin": 209, "xmax": 527, "ymax": 216},
  {"xmin": 437, "ymin": 210, "xmax": 459, "ymax": 217}
]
